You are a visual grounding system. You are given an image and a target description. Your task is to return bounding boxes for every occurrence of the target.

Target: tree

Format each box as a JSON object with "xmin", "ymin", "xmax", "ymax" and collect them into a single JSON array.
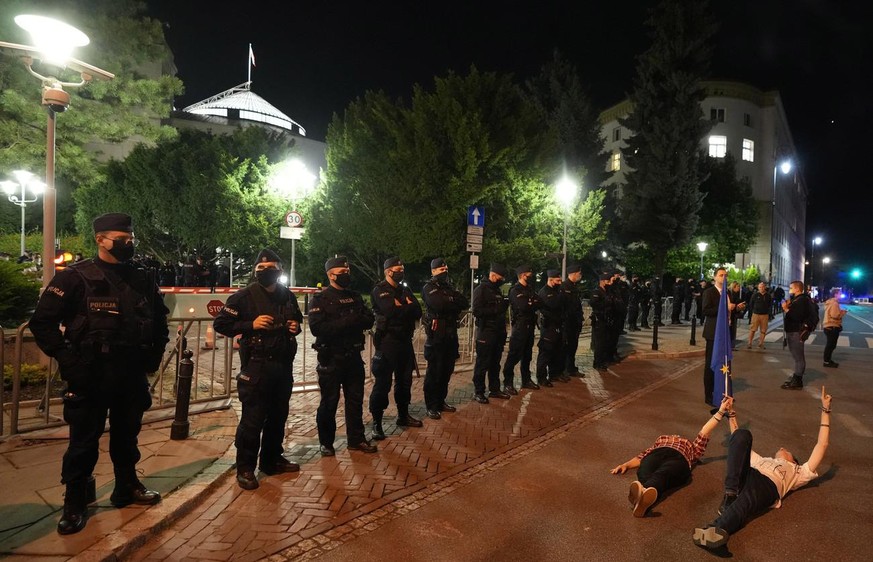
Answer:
[
  {"xmin": 0, "ymin": 260, "xmax": 39, "ymax": 328},
  {"xmin": 617, "ymin": 0, "xmax": 716, "ymax": 274},
  {"xmin": 0, "ymin": 0, "xmax": 183, "ymax": 234},
  {"xmin": 74, "ymin": 128, "xmax": 292, "ymax": 263}
]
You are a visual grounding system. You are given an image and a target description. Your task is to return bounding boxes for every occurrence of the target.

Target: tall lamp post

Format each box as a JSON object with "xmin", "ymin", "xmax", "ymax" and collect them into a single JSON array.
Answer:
[
  {"xmin": 270, "ymin": 158, "xmax": 316, "ymax": 287},
  {"xmin": 1, "ymin": 15, "xmax": 114, "ymax": 287},
  {"xmin": 555, "ymin": 176, "xmax": 579, "ymax": 279},
  {"xmin": 696, "ymin": 241, "xmax": 708, "ymax": 280},
  {"xmin": 2, "ymin": 170, "xmax": 45, "ymax": 258},
  {"xmin": 821, "ymin": 256, "xmax": 831, "ymax": 294},
  {"xmin": 809, "ymin": 236, "xmax": 822, "ymax": 299},
  {"xmin": 767, "ymin": 157, "xmax": 793, "ymax": 288}
]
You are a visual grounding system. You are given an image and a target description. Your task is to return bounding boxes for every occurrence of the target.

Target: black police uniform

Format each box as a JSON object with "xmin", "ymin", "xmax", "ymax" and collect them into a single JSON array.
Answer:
[
  {"xmin": 422, "ymin": 270, "xmax": 468, "ymax": 415},
  {"xmin": 684, "ymin": 279, "xmax": 695, "ymax": 321},
  {"xmin": 607, "ymin": 279, "xmax": 625, "ymax": 360},
  {"xmin": 29, "ymin": 253, "xmax": 169, "ymax": 531},
  {"xmin": 671, "ymin": 279, "xmax": 685, "ymax": 324},
  {"xmin": 589, "ymin": 282, "xmax": 611, "ymax": 369},
  {"xmin": 369, "ymin": 277, "xmax": 422, "ymax": 426},
  {"xmin": 213, "ymin": 278, "xmax": 302, "ymax": 476},
  {"xmin": 472, "ymin": 273, "xmax": 509, "ymax": 400},
  {"xmin": 536, "ymin": 279, "xmax": 565, "ymax": 385},
  {"xmin": 639, "ymin": 282, "xmax": 652, "ymax": 329},
  {"xmin": 652, "ymin": 280, "xmax": 664, "ymax": 326},
  {"xmin": 502, "ymin": 274, "xmax": 541, "ymax": 390},
  {"xmin": 309, "ymin": 284, "xmax": 375, "ymax": 450},
  {"xmin": 561, "ymin": 275, "xmax": 585, "ymax": 376},
  {"xmin": 626, "ymin": 279, "xmax": 641, "ymax": 331}
]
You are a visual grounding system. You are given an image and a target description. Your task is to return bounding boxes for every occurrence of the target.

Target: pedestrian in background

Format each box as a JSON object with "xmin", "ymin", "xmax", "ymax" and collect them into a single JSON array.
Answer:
[
  {"xmin": 822, "ymin": 288, "xmax": 846, "ymax": 368},
  {"xmin": 780, "ymin": 281, "xmax": 818, "ymax": 390},
  {"xmin": 214, "ymin": 249, "xmax": 303, "ymax": 490},
  {"xmin": 309, "ymin": 256, "xmax": 377, "ymax": 455},
  {"xmin": 368, "ymin": 257, "xmax": 423, "ymax": 440},
  {"xmin": 639, "ymin": 280, "xmax": 652, "ymax": 329},
  {"xmin": 747, "ymin": 282, "xmax": 772, "ymax": 349},
  {"xmin": 29, "ymin": 213, "xmax": 168, "ymax": 535}
]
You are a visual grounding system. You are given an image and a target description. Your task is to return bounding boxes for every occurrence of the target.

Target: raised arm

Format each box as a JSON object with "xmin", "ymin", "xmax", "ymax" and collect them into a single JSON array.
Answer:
[
  {"xmin": 806, "ymin": 386, "xmax": 832, "ymax": 473},
  {"xmin": 700, "ymin": 395, "xmax": 733, "ymax": 437}
]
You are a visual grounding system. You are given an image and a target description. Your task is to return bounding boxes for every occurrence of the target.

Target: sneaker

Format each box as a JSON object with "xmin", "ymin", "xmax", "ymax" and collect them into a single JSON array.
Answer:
[
  {"xmin": 780, "ymin": 376, "xmax": 803, "ymax": 390},
  {"xmin": 692, "ymin": 526, "xmax": 730, "ymax": 549},
  {"xmin": 627, "ymin": 481, "xmax": 643, "ymax": 509},
  {"xmin": 503, "ymin": 385, "xmax": 519, "ymax": 396},
  {"xmin": 632, "ymin": 485, "xmax": 658, "ymax": 517},
  {"xmin": 823, "ymin": 361, "xmax": 839, "ymax": 368},
  {"xmin": 718, "ymin": 493, "xmax": 737, "ymax": 516},
  {"xmin": 473, "ymin": 393, "xmax": 490, "ymax": 404}
]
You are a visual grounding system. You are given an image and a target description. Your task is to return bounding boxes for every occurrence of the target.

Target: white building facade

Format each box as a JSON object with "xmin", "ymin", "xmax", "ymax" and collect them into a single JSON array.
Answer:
[{"xmin": 600, "ymin": 80, "xmax": 808, "ymax": 288}]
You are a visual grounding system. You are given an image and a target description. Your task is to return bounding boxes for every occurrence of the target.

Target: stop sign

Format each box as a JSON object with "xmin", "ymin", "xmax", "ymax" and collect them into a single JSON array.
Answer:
[{"xmin": 206, "ymin": 300, "xmax": 225, "ymax": 317}]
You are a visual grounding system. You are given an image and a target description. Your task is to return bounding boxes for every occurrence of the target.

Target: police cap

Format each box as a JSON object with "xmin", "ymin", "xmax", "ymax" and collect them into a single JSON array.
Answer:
[
  {"xmin": 255, "ymin": 248, "xmax": 282, "ymax": 265},
  {"xmin": 490, "ymin": 263, "xmax": 509, "ymax": 278},
  {"xmin": 93, "ymin": 212, "xmax": 132, "ymax": 233},
  {"xmin": 599, "ymin": 272, "xmax": 612, "ymax": 281},
  {"xmin": 567, "ymin": 263, "xmax": 582, "ymax": 274},
  {"xmin": 325, "ymin": 255, "xmax": 349, "ymax": 272},
  {"xmin": 430, "ymin": 257, "xmax": 447, "ymax": 269},
  {"xmin": 515, "ymin": 264, "xmax": 532, "ymax": 275},
  {"xmin": 384, "ymin": 256, "xmax": 402, "ymax": 270},
  {"xmin": 547, "ymin": 269, "xmax": 561, "ymax": 279}
]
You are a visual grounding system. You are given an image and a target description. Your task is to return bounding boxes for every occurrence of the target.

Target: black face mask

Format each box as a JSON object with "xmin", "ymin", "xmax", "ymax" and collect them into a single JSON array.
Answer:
[
  {"xmin": 108, "ymin": 240, "xmax": 135, "ymax": 262},
  {"xmin": 256, "ymin": 268, "xmax": 281, "ymax": 287},
  {"xmin": 334, "ymin": 272, "xmax": 352, "ymax": 289},
  {"xmin": 390, "ymin": 270, "xmax": 405, "ymax": 283},
  {"xmin": 434, "ymin": 272, "xmax": 449, "ymax": 283},
  {"xmin": 494, "ymin": 277, "xmax": 505, "ymax": 286}
]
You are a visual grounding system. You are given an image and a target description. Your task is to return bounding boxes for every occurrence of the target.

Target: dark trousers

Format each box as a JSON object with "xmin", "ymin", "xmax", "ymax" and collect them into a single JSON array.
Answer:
[
  {"xmin": 473, "ymin": 330, "xmax": 506, "ymax": 393},
  {"xmin": 61, "ymin": 359, "xmax": 150, "ymax": 485},
  {"xmin": 423, "ymin": 336, "xmax": 459, "ymax": 410},
  {"xmin": 714, "ymin": 429, "xmax": 779, "ymax": 534},
  {"xmin": 592, "ymin": 325, "xmax": 609, "ymax": 368},
  {"xmin": 368, "ymin": 337, "xmax": 414, "ymax": 416},
  {"xmin": 654, "ymin": 300, "xmax": 663, "ymax": 323},
  {"xmin": 637, "ymin": 447, "xmax": 692, "ymax": 496},
  {"xmin": 704, "ymin": 337, "xmax": 715, "ymax": 405},
  {"xmin": 503, "ymin": 324, "xmax": 535, "ymax": 386},
  {"xmin": 684, "ymin": 298, "xmax": 693, "ymax": 320},
  {"xmin": 563, "ymin": 326, "xmax": 582, "ymax": 373},
  {"xmin": 626, "ymin": 304, "xmax": 639, "ymax": 329},
  {"xmin": 536, "ymin": 338, "xmax": 564, "ymax": 381},
  {"xmin": 671, "ymin": 300, "xmax": 682, "ymax": 322},
  {"xmin": 640, "ymin": 304, "xmax": 651, "ymax": 327},
  {"xmin": 316, "ymin": 353, "xmax": 366, "ymax": 446},
  {"xmin": 823, "ymin": 327, "xmax": 840, "ymax": 362},
  {"xmin": 236, "ymin": 359, "xmax": 294, "ymax": 471}
]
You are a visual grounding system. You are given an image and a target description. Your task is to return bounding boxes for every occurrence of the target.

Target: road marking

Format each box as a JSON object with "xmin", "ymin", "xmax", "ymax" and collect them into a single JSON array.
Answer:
[
  {"xmin": 838, "ymin": 336, "xmax": 850, "ymax": 347},
  {"xmin": 848, "ymin": 312, "xmax": 873, "ymax": 330},
  {"xmin": 764, "ymin": 356, "xmax": 780, "ymax": 363},
  {"xmin": 835, "ymin": 413, "xmax": 873, "ymax": 438},
  {"xmin": 866, "ymin": 337, "xmax": 873, "ymax": 349},
  {"xmin": 765, "ymin": 332, "xmax": 783, "ymax": 342}
]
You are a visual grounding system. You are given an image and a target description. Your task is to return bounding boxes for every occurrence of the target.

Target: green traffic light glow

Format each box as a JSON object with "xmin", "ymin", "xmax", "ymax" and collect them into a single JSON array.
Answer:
[{"xmin": 850, "ymin": 268, "xmax": 862, "ymax": 279}]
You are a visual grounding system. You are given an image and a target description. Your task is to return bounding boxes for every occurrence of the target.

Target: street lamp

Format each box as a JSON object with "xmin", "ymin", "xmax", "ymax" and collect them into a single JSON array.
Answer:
[
  {"xmin": 555, "ymin": 176, "xmax": 579, "ymax": 280},
  {"xmin": 1, "ymin": 15, "xmax": 114, "ymax": 287},
  {"xmin": 809, "ymin": 236, "xmax": 822, "ymax": 299},
  {"xmin": 270, "ymin": 158, "xmax": 317, "ymax": 287},
  {"xmin": 696, "ymin": 241, "xmax": 708, "ymax": 280},
  {"xmin": 2, "ymin": 170, "xmax": 45, "ymax": 258},
  {"xmin": 767, "ymin": 155, "xmax": 793, "ymax": 287}
]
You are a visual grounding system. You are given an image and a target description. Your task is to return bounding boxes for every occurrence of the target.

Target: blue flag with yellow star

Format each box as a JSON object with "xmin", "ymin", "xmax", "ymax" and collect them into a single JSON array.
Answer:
[{"xmin": 710, "ymin": 284, "xmax": 733, "ymax": 405}]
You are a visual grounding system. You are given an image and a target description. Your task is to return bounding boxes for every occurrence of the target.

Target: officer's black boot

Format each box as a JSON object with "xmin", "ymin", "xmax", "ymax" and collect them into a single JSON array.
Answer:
[
  {"xmin": 57, "ymin": 480, "xmax": 88, "ymax": 535},
  {"xmin": 86, "ymin": 475, "xmax": 97, "ymax": 504},
  {"xmin": 396, "ymin": 405, "xmax": 423, "ymax": 428},
  {"xmin": 110, "ymin": 468, "xmax": 161, "ymax": 507},
  {"xmin": 371, "ymin": 412, "xmax": 386, "ymax": 441}
]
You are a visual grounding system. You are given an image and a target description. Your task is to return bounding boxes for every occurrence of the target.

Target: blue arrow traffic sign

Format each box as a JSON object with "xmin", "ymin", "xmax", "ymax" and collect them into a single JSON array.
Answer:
[{"xmin": 467, "ymin": 205, "xmax": 485, "ymax": 227}]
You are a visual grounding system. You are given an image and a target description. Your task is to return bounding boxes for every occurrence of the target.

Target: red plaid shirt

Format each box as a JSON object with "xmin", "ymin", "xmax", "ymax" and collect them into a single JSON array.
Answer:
[{"xmin": 636, "ymin": 433, "xmax": 710, "ymax": 469}]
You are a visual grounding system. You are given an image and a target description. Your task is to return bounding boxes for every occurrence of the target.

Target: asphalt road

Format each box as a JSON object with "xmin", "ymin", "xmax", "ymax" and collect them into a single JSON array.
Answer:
[{"xmin": 315, "ymin": 342, "xmax": 872, "ymax": 562}]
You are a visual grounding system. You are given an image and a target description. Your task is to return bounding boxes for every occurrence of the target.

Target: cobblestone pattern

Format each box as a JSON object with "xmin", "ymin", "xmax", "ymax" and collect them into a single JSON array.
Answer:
[{"xmin": 130, "ymin": 355, "xmax": 697, "ymax": 562}]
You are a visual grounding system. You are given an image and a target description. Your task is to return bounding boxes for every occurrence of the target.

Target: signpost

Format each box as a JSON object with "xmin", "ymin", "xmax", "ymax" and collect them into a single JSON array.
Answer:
[
  {"xmin": 280, "ymin": 210, "xmax": 305, "ymax": 286},
  {"xmin": 466, "ymin": 206, "xmax": 485, "ymax": 347}
]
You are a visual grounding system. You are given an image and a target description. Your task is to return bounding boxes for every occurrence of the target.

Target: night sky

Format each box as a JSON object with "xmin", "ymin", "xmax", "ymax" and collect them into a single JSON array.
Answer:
[{"xmin": 147, "ymin": 0, "xmax": 871, "ymax": 286}]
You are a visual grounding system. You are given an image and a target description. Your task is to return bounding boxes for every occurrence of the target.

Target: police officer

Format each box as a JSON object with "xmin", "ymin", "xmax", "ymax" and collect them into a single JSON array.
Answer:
[
  {"xmin": 671, "ymin": 277, "xmax": 685, "ymax": 324},
  {"xmin": 562, "ymin": 263, "xmax": 585, "ymax": 377},
  {"xmin": 29, "ymin": 213, "xmax": 168, "ymax": 535},
  {"xmin": 590, "ymin": 273, "xmax": 613, "ymax": 370},
  {"xmin": 309, "ymin": 257, "xmax": 377, "ymax": 455},
  {"xmin": 502, "ymin": 265, "xmax": 542, "ymax": 392},
  {"xmin": 639, "ymin": 280, "xmax": 652, "ymax": 329},
  {"xmin": 472, "ymin": 263, "xmax": 511, "ymax": 403},
  {"xmin": 652, "ymin": 278, "xmax": 665, "ymax": 326},
  {"xmin": 213, "ymin": 249, "xmax": 303, "ymax": 490},
  {"xmin": 536, "ymin": 270, "xmax": 567, "ymax": 386},
  {"xmin": 422, "ymin": 258, "xmax": 469, "ymax": 419},
  {"xmin": 608, "ymin": 272, "xmax": 626, "ymax": 362},
  {"xmin": 626, "ymin": 276, "xmax": 641, "ymax": 331},
  {"xmin": 684, "ymin": 278, "xmax": 696, "ymax": 321},
  {"xmin": 368, "ymin": 256, "xmax": 423, "ymax": 440}
]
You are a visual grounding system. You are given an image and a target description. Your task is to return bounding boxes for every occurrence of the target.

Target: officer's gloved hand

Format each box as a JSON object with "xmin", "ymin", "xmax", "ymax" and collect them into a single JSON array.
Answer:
[
  {"xmin": 56, "ymin": 351, "xmax": 90, "ymax": 387},
  {"xmin": 143, "ymin": 351, "xmax": 163, "ymax": 374}
]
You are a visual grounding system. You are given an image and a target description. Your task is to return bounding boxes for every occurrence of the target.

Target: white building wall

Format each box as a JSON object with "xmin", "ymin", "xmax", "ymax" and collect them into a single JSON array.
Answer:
[{"xmin": 599, "ymin": 81, "xmax": 808, "ymax": 289}]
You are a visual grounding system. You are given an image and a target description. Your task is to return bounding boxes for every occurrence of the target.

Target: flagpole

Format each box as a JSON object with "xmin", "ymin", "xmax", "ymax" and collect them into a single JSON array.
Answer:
[{"xmin": 247, "ymin": 43, "xmax": 252, "ymax": 83}]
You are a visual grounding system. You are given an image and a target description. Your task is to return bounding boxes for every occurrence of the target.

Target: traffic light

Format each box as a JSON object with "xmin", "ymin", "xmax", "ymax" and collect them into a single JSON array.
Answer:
[{"xmin": 851, "ymin": 268, "xmax": 862, "ymax": 280}]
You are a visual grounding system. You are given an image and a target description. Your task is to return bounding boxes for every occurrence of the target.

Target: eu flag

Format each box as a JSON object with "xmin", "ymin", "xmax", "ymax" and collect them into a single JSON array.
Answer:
[{"xmin": 710, "ymin": 285, "xmax": 733, "ymax": 405}]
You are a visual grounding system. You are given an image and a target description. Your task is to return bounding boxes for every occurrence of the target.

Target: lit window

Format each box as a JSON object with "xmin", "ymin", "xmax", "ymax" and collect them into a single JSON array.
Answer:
[
  {"xmin": 613, "ymin": 127, "xmax": 621, "ymax": 142},
  {"xmin": 610, "ymin": 152, "xmax": 621, "ymax": 172},
  {"xmin": 708, "ymin": 135, "xmax": 727, "ymax": 158},
  {"xmin": 710, "ymin": 108, "xmax": 725, "ymax": 122},
  {"xmin": 742, "ymin": 139, "xmax": 754, "ymax": 162}
]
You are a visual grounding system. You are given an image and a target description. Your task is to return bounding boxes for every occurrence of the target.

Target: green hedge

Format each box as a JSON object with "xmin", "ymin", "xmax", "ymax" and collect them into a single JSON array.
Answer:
[
  {"xmin": 2, "ymin": 363, "xmax": 50, "ymax": 390},
  {"xmin": 0, "ymin": 260, "xmax": 40, "ymax": 328}
]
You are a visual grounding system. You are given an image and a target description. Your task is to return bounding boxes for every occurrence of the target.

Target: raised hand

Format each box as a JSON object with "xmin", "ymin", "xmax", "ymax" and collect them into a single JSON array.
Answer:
[{"xmin": 821, "ymin": 386, "xmax": 832, "ymax": 410}]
